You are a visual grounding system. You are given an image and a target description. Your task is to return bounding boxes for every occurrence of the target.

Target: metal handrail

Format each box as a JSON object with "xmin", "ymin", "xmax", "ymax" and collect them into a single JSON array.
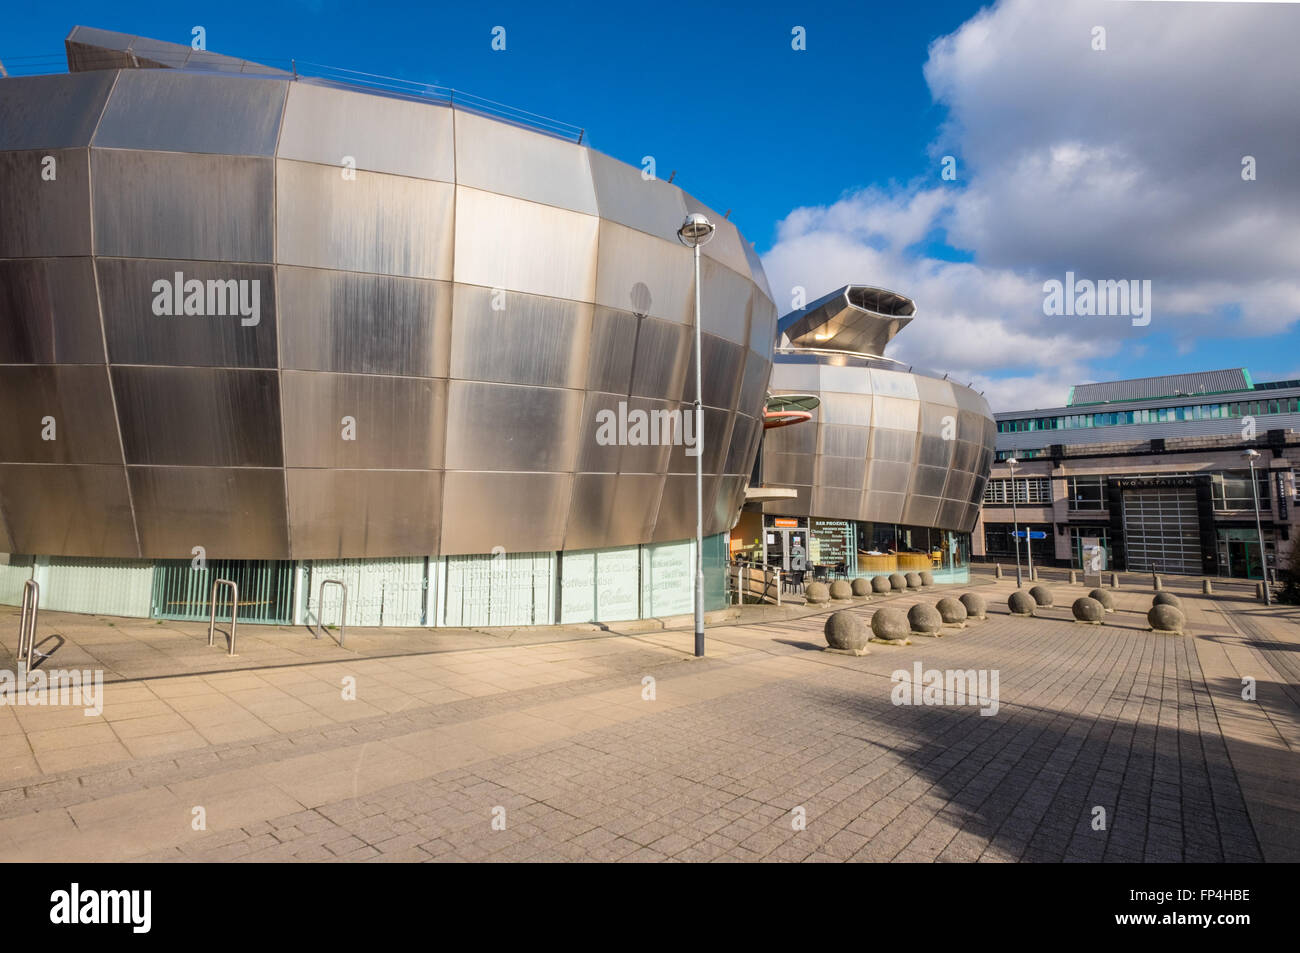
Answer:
[
  {"xmin": 312, "ymin": 579, "xmax": 348, "ymax": 646},
  {"xmin": 206, "ymin": 579, "xmax": 239, "ymax": 656},
  {"xmin": 17, "ymin": 579, "xmax": 43, "ymax": 677}
]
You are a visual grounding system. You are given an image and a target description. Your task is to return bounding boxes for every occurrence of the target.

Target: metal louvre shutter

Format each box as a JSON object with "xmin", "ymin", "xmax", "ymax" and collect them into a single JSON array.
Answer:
[
  {"xmin": 1121, "ymin": 488, "xmax": 1201, "ymax": 574},
  {"xmin": 152, "ymin": 559, "xmax": 296, "ymax": 624}
]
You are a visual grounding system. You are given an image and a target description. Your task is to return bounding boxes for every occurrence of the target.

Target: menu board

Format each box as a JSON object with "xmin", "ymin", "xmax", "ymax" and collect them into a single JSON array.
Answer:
[{"xmin": 810, "ymin": 519, "xmax": 853, "ymax": 567}]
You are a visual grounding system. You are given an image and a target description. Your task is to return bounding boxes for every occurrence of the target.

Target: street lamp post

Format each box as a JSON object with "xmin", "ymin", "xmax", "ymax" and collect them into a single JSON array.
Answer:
[
  {"xmin": 678, "ymin": 212, "xmax": 716, "ymax": 657},
  {"xmin": 1008, "ymin": 456, "xmax": 1023, "ymax": 587},
  {"xmin": 1243, "ymin": 448, "xmax": 1271, "ymax": 606}
]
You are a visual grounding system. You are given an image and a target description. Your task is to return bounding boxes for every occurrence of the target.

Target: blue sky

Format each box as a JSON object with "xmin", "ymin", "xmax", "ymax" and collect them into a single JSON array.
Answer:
[{"xmin": 4, "ymin": 0, "xmax": 1299, "ymax": 409}]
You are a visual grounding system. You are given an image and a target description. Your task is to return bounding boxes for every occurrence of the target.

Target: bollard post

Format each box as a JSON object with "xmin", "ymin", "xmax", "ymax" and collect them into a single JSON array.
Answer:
[
  {"xmin": 994, "ymin": 563, "xmax": 1003, "ymax": 579},
  {"xmin": 1069, "ymin": 569, "xmax": 1078, "ymax": 585},
  {"xmin": 1152, "ymin": 572, "xmax": 1161, "ymax": 591},
  {"xmin": 1202, "ymin": 578, "xmax": 1213, "ymax": 595},
  {"xmin": 1110, "ymin": 572, "xmax": 1120, "ymax": 588}
]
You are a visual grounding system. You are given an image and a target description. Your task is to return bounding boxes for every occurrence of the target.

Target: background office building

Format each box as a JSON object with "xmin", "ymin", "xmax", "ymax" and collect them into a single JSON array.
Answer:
[
  {"xmin": 0, "ymin": 27, "xmax": 779, "ymax": 627},
  {"xmin": 973, "ymin": 368, "xmax": 1300, "ymax": 579},
  {"xmin": 733, "ymin": 286, "xmax": 997, "ymax": 584}
]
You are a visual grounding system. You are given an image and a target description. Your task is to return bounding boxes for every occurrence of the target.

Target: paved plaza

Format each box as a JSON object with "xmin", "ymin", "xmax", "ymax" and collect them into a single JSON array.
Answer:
[{"xmin": 1, "ymin": 574, "xmax": 1296, "ymax": 862}]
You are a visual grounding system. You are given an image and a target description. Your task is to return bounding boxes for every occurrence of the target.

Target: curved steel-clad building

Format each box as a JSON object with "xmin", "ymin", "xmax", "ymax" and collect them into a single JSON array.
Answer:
[
  {"xmin": 739, "ymin": 286, "xmax": 995, "ymax": 582},
  {"xmin": 0, "ymin": 27, "xmax": 776, "ymax": 626}
]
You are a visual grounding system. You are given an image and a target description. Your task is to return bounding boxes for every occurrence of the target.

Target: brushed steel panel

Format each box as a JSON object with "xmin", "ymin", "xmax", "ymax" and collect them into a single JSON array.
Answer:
[
  {"xmin": 951, "ymin": 382, "xmax": 990, "ymax": 415},
  {"xmin": 764, "ymin": 451, "xmax": 815, "ymax": 486},
  {"xmin": 599, "ymin": 396, "xmax": 679, "ymax": 475},
  {"xmin": 819, "ymin": 393, "xmax": 873, "ymax": 427},
  {"xmin": 92, "ymin": 150, "xmax": 273, "ymax": 262},
  {"xmin": 710, "ymin": 474, "xmax": 747, "ymax": 536},
  {"xmin": 629, "ymin": 317, "xmax": 691, "ymax": 401},
  {"xmin": 819, "ymin": 363, "xmax": 874, "ymax": 396},
  {"xmin": 577, "ymin": 392, "xmax": 634, "ymax": 473},
  {"xmin": 769, "ymin": 361, "xmax": 822, "ymax": 392},
  {"xmin": 683, "ymin": 334, "xmax": 745, "ymax": 410},
  {"xmin": 916, "ymin": 434, "xmax": 954, "ymax": 469},
  {"xmin": 281, "ymin": 372, "xmax": 445, "ymax": 469},
  {"xmin": 563, "ymin": 472, "xmax": 618, "ymax": 551},
  {"xmin": 749, "ymin": 293, "xmax": 778, "ymax": 359},
  {"xmin": 453, "ymin": 187, "xmax": 599, "ymax": 301},
  {"xmin": 450, "ymin": 284, "xmax": 593, "ymax": 388},
  {"xmin": 818, "ymin": 424, "xmax": 869, "ymax": 459},
  {"xmin": 902, "ymin": 494, "xmax": 941, "ymax": 527},
  {"xmin": 816, "ymin": 455, "xmax": 865, "ymax": 490},
  {"xmin": 129, "ymin": 466, "xmax": 289, "ymax": 558},
  {"xmin": 951, "ymin": 439, "xmax": 982, "ymax": 473},
  {"xmin": 872, "ymin": 396, "xmax": 920, "ymax": 431},
  {"xmin": 666, "ymin": 405, "xmax": 731, "ymax": 476},
  {"xmin": 0, "ymin": 366, "xmax": 122, "ymax": 464},
  {"xmin": 0, "ymin": 72, "xmax": 116, "ymax": 150},
  {"xmin": 287, "ymin": 469, "xmax": 441, "ymax": 558},
  {"xmin": 64, "ymin": 41, "xmax": 136, "ymax": 73},
  {"xmin": 124, "ymin": 37, "xmax": 192, "ymax": 69},
  {"xmin": 608, "ymin": 473, "xmax": 666, "ymax": 545},
  {"xmin": 0, "ymin": 464, "xmax": 137, "ymax": 556},
  {"xmin": 936, "ymin": 498, "xmax": 968, "ymax": 532},
  {"xmin": 278, "ymin": 82, "xmax": 454, "ymax": 181},
  {"xmin": 724, "ymin": 413, "xmax": 760, "ymax": 475},
  {"xmin": 862, "ymin": 490, "xmax": 905, "ymax": 523},
  {"xmin": 594, "ymin": 220, "xmax": 692, "ymax": 323},
  {"xmin": 94, "ymin": 70, "xmax": 287, "ymax": 156},
  {"xmin": 112, "ymin": 367, "xmax": 283, "ymax": 467},
  {"xmin": 957, "ymin": 409, "xmax": 989, "ymax": 443},
  {"xmin": 761, "ymin": 484, "xmax": 811, "ymax": 517},
  {"xmin": 737, "ymin": 349, "xmax": 771, "ymax": 419},
  {"xmin": 97, "ymin": 258, "xmax": 277, "ymax": 367},
  {"xmin": 869, "ymin": 427, "xmax": 917, "ymax": 464},
  {"xmin": 681, "ymin": 193, "xmax": 751, "ymax": 275},
  {"xmin": 279, "ymin": 267, "xmax": 451, "ymax": 378},
  {"xmin": 910, "ymin": 465, "xmax": 950, "ymax": 498},
  {"xmin": 440, "ymin": 471, "xmax": 572, "ymax": 554},
  {"xmin": 812, "ymin": 486, "xmax": 862, "ymax": 522},
  {"xmin": 652, "ymin": 473, "xmax": 718, "ymax": 542},
  {"xmin": 699, "ymin": 257, "xmax": 752, "ymax": 345},
  {"xmin": 914, "ymin": 375, "xmax": 957, "ymax": 406},
  {"xmin": 444, "ymin": 381, "xmax": 583, "ymax": 472},
  {"xmin": 454, "ymin": 110, "xmax": 597, "ymax": 214},
  {"xmin": 765, "ymin": 414, "xmax": 817, "ymax": 454},
  {"xmin": 587, "ymin": 149, "xmax": 688, "ymax": 242},
  {"xmin": 0, "ymin": 258, "xmax": 104, "ymax": 364},
  {"xmin": 586, "ymin": 307, "xmax": 637, "ymax": 395},
  {"xmin": 919, "ymin": 400, "xmax": 960, "ymax": 439},
  {"xmin": 184, "ymin": 51, "xmax": 254, "ymax": 73},
  {"xmin": 742, "ymin": 240, "xmax": 774, "ymax": 303},
  {"xmin": 277, "ymin": 160, "xmax": 454, "ymax": 280},
  {"xmin": 866, "ymin": 460, "xmax": 913, "ymax": 495},
  {"xmin": 0, "ymin": 148, "xmax": 91, "ymax": 258},
  {"xmin": 943, "ymin": 470, "xmax": 977, "ymax": 503},
  {"xmin": 870, "ymin": 368, "xmax": 920, "ymax": 400}
]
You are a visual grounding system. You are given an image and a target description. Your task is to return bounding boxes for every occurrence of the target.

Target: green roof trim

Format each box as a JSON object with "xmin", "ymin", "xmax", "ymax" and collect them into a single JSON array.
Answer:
[
  {"xmin": 1242, "ymin": 367, "xmax": 1255, "ymax": 390},
  {"xmin": 1066, "ymin": 385, "xmax": 1075, "ymax": 406}
]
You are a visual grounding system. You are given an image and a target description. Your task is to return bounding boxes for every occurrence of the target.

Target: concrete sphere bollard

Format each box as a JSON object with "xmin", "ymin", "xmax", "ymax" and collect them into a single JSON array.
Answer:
[
  {"xmin": 1072, "ymin": 597, "xmax": 1104, "ymax": 624},
  {"xmin": 1009, "ymin": 590, "xmax": 1036, "ymax": 616},
  {"xmin": 871, "ymin": 608, "xmax": 910, "ymax": 641},
  {"xmin": 851, "ymin": 577, "xmax": 873, "ymax": 597},
  {"xmin": 905, "ymin": 572, "xmax": 923, "ymax": 590},
  {"xmin": 908, "ymin": 603, "xmax": 943, "ymax": 636},
  {"xmin": 805, "ymin": 581, "xmax": 831, "ymax": 604},
  {"xmin": 1088, "ymin": 588, "xmax": 1115, "ymax": 612},
  {"xmin": 919, "ymin": 571, "xmax": 934, "ymax": 587},
  {"xmin": 1028, "ymin": 585, "xmax": 1054, "ymax": 607},
  {"xmin": 824, "ymin": 610, "xmax": 870, "ymax": 653},
  {"xmin": 936, "ymin": 597, "xmax": 968, "ymax": 625},
  {"xmin": 1148, "ymin": 604, "xmax": 1186, "ymax": 635},
  {"xmin": 1152, "ymin": 591, "xmax": 1182, "ymax": 610},
  {"xmin": 871, "ymin": 575, "xmax": 891, "ymax": 593},
  {"xmin": 830, "ymin": 579, "xmax": 853, "ymax": 601},
  {"xmin": 889, "ymin": 572, "xmax": 908, "ymax": 591},
  {"xmin": 959, "ymin": 592, "xmax": 987, "ymax": 620}
]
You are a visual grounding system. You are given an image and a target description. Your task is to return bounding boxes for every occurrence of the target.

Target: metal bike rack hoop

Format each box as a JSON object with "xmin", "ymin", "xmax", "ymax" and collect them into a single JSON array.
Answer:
[
  {"xmin": 207, "ymin": 579, "xmax": 239, "ymax": 657},
  {"xmin": 313, "ymin": 579, "xmax": 348, "ymax": 647}
]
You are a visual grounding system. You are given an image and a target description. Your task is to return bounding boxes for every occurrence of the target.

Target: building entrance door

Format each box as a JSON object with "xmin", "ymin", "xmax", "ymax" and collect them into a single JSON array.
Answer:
[{"xmin": 1120, "ymin": 487, "xmax": 1201, "ymax": 574}]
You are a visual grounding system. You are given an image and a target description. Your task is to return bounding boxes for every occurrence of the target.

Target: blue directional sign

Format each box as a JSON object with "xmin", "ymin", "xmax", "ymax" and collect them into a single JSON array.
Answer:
[{"xmin": 1014, "ymin": 531, "xmax": 1047, "ymax": 539}]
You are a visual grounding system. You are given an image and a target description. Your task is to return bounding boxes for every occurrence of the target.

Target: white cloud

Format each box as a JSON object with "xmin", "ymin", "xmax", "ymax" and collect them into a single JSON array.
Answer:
[{"xmin": 761, "ymin": 0, "xmax": 1300, "ymax": 411}]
